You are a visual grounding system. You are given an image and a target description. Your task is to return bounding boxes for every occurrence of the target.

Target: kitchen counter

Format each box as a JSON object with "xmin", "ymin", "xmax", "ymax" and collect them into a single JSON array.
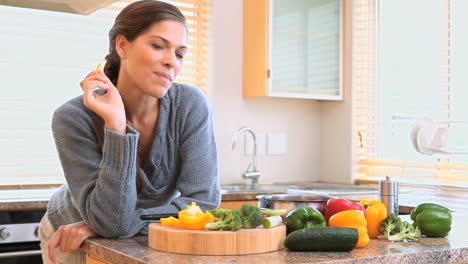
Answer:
[
  {"xmin": 2, "ymin": 183, "xmax": 468, "ymax": 262},
  {"xmin": 2, "ymin": 182, "xmax": 467, "ymax": 212},
  {"xmin": 81, "ymin": 211, "xmax": 468, "ymax": 264},
  {"xmin": 0, "ymin": 187, "xmax": 57, "ymax": 211}
]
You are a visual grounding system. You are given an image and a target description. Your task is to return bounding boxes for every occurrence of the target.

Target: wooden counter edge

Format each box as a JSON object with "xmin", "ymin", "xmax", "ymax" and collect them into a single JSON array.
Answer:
[{"xmin": 86, "ymin": 255, "xmax": 108, "ymax": 264}]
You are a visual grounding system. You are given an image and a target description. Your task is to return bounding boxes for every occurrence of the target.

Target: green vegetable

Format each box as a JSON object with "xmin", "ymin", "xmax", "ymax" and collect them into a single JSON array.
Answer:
[
  {"xmin": 262, "ymin": 215, "xmax": 283, "ymax": 228},
  {"xmin": 284, "ymin": 226, "xmax": 358, "ymax": 252},
  {"xmin": 415, "ymin": 208, "xmax": 452, "ymax": 237},
  {"xmin": 260, "ymin": 208, "xmax": 287, "ymax": 216},
  {"xmin": 410, "ymin": 203, "xmax": 452, "ymax": 237},
  {"xmin": 285, "ymin": 207, "xmax": 326, "ymax": 234},
  {"xmin": 205, "ymin": 209, "xmax": 241, "ymax": 231},
  {"xmin": 238, "ymin": 204, "xmax": 263, "ymax": 229},
  {"xmin": 410, "ymin": 203, "xmax": 451, "ymax": 221},
  {"xmin": 379, "ymin": 213, "xmax": 421, "ymax": 242},
  {"xmin": 236, "ymin": 204, "xmax": 286, "ymax": 229}
]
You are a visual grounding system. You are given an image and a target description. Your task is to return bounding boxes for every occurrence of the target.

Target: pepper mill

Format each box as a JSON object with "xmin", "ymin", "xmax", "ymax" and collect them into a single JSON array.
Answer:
[{"xmin": 379, "ymin": 176, "xmax": 399, "ymax": 215}]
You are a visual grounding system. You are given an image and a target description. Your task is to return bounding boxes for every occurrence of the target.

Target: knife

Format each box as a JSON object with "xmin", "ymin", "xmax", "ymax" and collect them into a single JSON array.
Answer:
[{"xmin": 140, "ymin": 213, "xmax": 179, "ymax": 221}]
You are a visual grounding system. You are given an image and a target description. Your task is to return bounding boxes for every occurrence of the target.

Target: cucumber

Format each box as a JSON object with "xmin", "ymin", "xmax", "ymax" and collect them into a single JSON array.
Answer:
[{"xmin": 284, "ymin": 226, "xmax": 358, "ymax": 252}]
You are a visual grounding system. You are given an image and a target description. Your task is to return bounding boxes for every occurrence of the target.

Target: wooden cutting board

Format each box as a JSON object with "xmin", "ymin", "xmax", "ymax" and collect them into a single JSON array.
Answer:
[{"xmin": 148, "ymin": 223, "xmax": 286, "ymax": 255}]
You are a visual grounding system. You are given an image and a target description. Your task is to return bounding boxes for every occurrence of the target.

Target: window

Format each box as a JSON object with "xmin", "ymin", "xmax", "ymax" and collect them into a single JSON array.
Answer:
[
  {"xmin": 353, "ymin": 0, "xmax": 468, "ymax": 188},
  {"xmin": 0, "ymin": 0, "xmax": 209, "ymax": 186}
]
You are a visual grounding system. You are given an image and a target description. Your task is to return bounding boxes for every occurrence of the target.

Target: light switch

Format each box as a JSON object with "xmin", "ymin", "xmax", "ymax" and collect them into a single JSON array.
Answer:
[
  {"xmin": 244, "ymin": 133, "xmax": 265, "ymax": 156},
  {"xmin": 267, "ymin": 133, "xmax": 287, "ymax": 155}
]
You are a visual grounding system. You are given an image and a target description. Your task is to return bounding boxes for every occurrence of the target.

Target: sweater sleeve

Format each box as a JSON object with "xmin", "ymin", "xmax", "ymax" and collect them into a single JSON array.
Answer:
[{"xmin": 51, "ymin": 103, "xmax": 141, "ymax": 238}]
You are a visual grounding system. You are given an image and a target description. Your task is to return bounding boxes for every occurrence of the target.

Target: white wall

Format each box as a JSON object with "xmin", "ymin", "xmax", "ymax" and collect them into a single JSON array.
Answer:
[
  {"xmin": 0, "ymin": 1, "xmax": 352, "ymax": 186},
  {"xmin": 318, "ymin": 0, "xmax": 354, "ymax": 184},
  {"xmin": 210, "ymin": 0, "xmax": 324, "ymax": 184}
]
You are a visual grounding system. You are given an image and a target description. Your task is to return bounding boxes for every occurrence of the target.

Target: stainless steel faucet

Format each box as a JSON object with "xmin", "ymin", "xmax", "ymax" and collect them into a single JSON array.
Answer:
[{"xmin": 231, "ymin": 126, "xmax": 261, "ymax": 186}]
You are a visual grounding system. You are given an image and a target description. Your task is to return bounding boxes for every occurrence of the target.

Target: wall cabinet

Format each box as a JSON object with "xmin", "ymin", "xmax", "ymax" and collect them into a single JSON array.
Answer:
[{"xmin": 243, "ymin": 0, "xmax": 343, "ymax": 100}]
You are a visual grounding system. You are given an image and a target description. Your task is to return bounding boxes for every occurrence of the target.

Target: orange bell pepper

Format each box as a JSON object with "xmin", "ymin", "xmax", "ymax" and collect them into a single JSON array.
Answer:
[
  {"xmin": 328, "ymin": 210, "xmax": 369, "ymax": 248},
  {"xmin": 178, "ymin": 202, "xmax": 214, "ymax": 230},
  {"xmin": 359, "ymin": 200, "xmax": 388, "ymax": 238},
  {"xmin": 160, "ymin": 216, "xmax": 183, "ymax": 228}
]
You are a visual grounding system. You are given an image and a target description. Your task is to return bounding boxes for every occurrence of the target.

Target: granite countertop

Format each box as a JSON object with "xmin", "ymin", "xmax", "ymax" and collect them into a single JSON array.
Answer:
[
  {"xmin": 0, "ymin": 187, "xmax": 57, "ymax": 211},
  {"xmin": 81, "ymin": 211, "xmax": 468, "ymax": 264},
  {"xmin": 2, "ymin": 183, "xmax": 468, "ymax": 262}
]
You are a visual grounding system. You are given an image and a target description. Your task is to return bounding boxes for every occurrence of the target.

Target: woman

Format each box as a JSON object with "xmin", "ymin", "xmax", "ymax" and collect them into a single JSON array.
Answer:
[{"xmin": 38, "ymin": 1, "xmax": 221, "ymax": 263}]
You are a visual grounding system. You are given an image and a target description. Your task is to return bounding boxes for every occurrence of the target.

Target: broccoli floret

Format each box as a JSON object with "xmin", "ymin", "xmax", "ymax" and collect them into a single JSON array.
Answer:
[
  {"xmin": 239, "ymin": 204, "xmax": 263, "ymax": 229},
  {"xmin": 205, "ymin": 209, "xmax": 241, "ymax": 231},
  {"xmin": 379, "ymin": 213, "xmax": 400, "ymax": 237},
  {"xmin": 379, "ymin": 213, "xmax": 421, "ymax": 242},
  {"xmin": 388, "ymin": 221, "xmax": 421, "ymax": 242}
]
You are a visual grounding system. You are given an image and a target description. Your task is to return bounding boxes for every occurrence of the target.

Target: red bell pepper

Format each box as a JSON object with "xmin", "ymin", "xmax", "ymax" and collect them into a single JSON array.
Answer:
[{"xmin": 325, "ymin": 198, "xmax": 366, "ymax": 221}]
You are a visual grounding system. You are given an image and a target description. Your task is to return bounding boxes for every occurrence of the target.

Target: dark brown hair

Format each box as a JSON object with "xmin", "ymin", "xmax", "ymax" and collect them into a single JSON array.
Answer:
[{"xmin": 95, "ymin": 0, "xmax": 187, "ymax": 189}]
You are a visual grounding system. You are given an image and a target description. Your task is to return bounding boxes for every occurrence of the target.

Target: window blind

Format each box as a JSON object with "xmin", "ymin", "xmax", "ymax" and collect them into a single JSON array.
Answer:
[
  {"xmin": 0, "ymin": 0, "xmax": 209, "ymax": 186},
  {"xmin": 270, "ymin": 0, "xmax": 341, "ymax": 96},
  {"xmin": 353, "ymin": 0, "xmax": 468, "ymax": 188},
  {"xmin": 351, "ymin": 0, "xmax": 377, "ymax": 181}
]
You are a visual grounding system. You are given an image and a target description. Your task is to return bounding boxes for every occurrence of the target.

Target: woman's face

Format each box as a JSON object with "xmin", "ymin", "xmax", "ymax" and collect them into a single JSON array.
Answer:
[{"xmin": 121, "ymin": 20, "xmax": 187, "ymax": 98}]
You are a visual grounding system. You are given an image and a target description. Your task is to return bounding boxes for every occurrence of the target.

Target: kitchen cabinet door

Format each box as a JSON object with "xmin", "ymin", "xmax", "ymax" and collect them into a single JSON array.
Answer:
[{"xmin": 243, "ymin": 0, "xmax": 343, "ymax": 100}]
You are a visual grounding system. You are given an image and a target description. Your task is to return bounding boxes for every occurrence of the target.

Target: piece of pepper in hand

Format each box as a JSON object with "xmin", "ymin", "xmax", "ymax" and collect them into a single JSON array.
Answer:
[
  {"xmin": 285, "ymin": 207, "xmax": 326, "ymax": 234},
  {"xmin": 325, "ymin": 198, "xmax": 366, "ymax": 221},
  {"xmin": 359, "ymin": 200, "xmax": 388, "ymax": 238}
]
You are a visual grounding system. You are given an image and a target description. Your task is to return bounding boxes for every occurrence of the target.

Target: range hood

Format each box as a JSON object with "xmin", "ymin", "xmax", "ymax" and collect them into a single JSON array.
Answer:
[{"xmin": 0, "ymin": 0, "xmax": 117, "ymax": 15}]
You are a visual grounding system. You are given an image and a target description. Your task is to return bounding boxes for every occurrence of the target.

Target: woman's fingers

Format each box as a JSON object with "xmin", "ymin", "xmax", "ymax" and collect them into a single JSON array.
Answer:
[
  {"xmin": 81, "ymin": 69, "xmax": 110, "ymax": 86},
  {"xmin": 63, "ymin": 228, "xmax": 78, "ymax": 252},
  {"xmin": 47, "ymin": 222, "xmax": 99, "ymax": 264},
  {"xmin": 48, "ymin": 227, "xmax": 62, "ymax": 264},
  {"xmin": 59, "ymin": 225, "xmax": 71, "ymax": 253},
  {"xmin": 95, "ymin": 70, "xmax": 114, "ymax": 86},
  {"xmin": 68, "ymin": 229, "xmax": 87, "ymax": 252},
  {"xmin": 64, "ymin": 222, "xmax": 97, "ymax": 252},
  {"xmin": 81, "ymin": 79, "xmax": 110, "ymax": 92},
  {"xmin": 79, "ymin": 68, "xmax": 126, "ymax": 129}
]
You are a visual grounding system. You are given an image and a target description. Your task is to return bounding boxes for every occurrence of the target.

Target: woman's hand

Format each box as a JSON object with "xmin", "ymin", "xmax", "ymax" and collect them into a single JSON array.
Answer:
[
  {"xmin": 48, "ymin": 221, "xmax": 98, "ymax": 264},
  {"xmin": 80, "ymin": 70, "xmax": 126, "ymax": 134}
]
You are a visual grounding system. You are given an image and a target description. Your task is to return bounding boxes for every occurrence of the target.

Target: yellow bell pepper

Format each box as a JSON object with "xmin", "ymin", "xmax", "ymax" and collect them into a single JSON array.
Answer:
[
  {"xmin": 359, "ymin": 200, "xmax": 388, "ymax": 238},
  {"xmin": 328, "ymin": 210, "xmax": 370, "ymax": 248},
  {"xmin": 160, "ymin": 216, "xmax": 183, "ymax": 228},
  {"xmin": 178, "ymin": 202, "xmax": 214, "ymax": 230}
]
